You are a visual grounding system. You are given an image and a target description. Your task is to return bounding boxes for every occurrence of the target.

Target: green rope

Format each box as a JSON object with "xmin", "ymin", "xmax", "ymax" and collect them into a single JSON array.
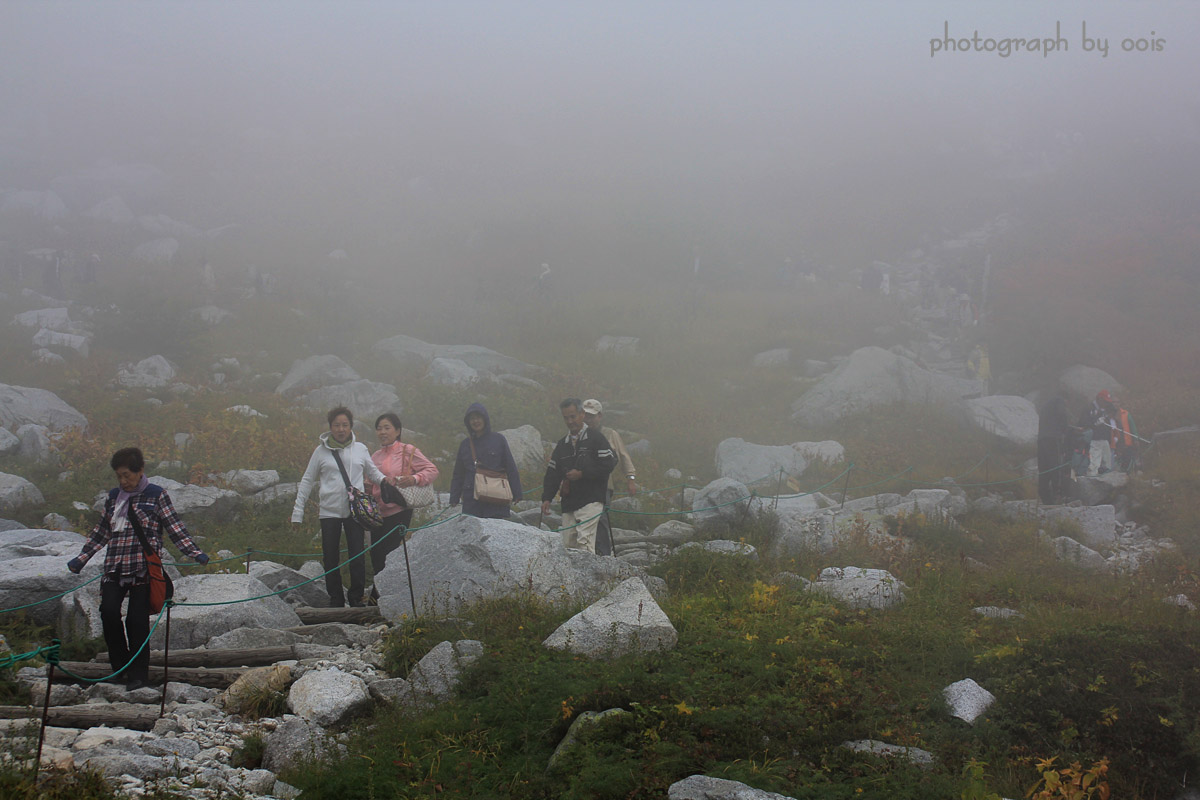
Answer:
[
  {"xmin": 173, "ymin": 522, "xmax": 411, "ymax": 607},
  {"xmin": 0, "ymin": 571, "xmax": 103, "ymax": 615},
  {"xmin": 0, "ymin": 642, "xmax": 61, "ymax": 671}
]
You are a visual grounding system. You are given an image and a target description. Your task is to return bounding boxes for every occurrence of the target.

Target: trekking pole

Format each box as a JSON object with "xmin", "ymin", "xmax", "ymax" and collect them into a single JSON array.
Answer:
[
  {"xmin": 398, "ymin": 526, "xmax": 416, "ymax": 617},
  {"xmin": 34, "ymin": 640, "xmax": 61, "ymax": 779},
  {"xmin": 839, "ymin": 465, "xmax": 854, "ymax": 510},
  {"xmin": 159, "ymin": 601, "xmax": 172, "ymax": 719},
  {"xmin": 1102, "ymin": 421, "xmax": 1153, "ymax": 445}
]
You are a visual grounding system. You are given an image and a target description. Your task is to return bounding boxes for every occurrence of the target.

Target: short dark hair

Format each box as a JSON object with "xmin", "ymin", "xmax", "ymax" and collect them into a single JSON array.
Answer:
[
  {"xmin": 110, "ymin": 447, "xmax": 145, "ymax": 473},
  {"xmin": 375, "ymin": 412, "xmax": 402, "ymax": 432},
  {"xmin": 327, "ymin": 406, "xmax": 353, "ymax": 426},
  {"xmin": 560, "ymin": 398, "xmax": 582, "ymax": 412}
]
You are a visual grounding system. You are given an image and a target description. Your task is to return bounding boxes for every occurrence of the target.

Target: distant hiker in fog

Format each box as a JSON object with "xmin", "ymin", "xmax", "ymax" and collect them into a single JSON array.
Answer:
[
  {"xmin": 368, "ymin": 412, "xmax": 438, "ymax": 602},
  {"xmin": 534, "ymin": 263, "xmax": 552, "ymax": 295},
  {"xmin": 1079, "ymin": 390, "xmax": 1117, "ymax": 476},
  {"xmin": 67, "ymin": 447, "xmax": 209, "ymax": 691},
  {"xmin": 291, "ymin": 406, "xmax": 390, "ymax": 607},
  {"xmin": 542, "ymin": 398, "xmax": 616, "ymax": 553},
  {"xmin": 967, "ymin": 343, "xmax": 991, "ymax": 396},
  {"xmin": 449, "ymin": 403, "xmax": 522, "ymax": 519},
  {"xmin": 1037, "ymin": 397, "xmax": 1072, "ymax": 504},
  {"xmin": 1106, "ymin": 395, "xmax": 1138, "ymax": 472},
  {"xmin": 582, "ymin": 398, "xmax": 637, "ymax": 557}
]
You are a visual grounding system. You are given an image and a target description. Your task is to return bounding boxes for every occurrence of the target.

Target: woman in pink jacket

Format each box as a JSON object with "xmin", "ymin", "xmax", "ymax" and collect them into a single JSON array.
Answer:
[{"xmin": 369, "ymin": 413, "xmax": 439, "ymax": 598}]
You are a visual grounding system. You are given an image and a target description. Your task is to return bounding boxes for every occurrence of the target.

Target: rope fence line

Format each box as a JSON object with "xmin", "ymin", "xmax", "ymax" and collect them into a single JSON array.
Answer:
[{"xmin": 0, "ymin": 456, "xmax": 1081, "ymax": 616}]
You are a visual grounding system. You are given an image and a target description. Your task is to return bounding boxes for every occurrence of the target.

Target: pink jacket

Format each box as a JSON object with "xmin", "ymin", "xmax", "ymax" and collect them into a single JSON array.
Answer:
[{"xmin": 370, "ymin": 441, "xmax": 440, "ymax": 516}]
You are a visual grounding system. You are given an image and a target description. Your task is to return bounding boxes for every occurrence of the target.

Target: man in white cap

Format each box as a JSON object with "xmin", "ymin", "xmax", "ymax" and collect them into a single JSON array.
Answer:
[{"xmin": 582, "ymin": 398, "xmax": 637, "ymax": 556}]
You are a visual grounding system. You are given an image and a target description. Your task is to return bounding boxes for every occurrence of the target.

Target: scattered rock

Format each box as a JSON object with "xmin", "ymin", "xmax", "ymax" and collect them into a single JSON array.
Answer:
[
  {"xmin": 288, "ymin": 668, "xmax": 371, "ymax": 726},
  {"xmin": 543, "ymin": 578, "xmax": 677, "ymax": 660},
  {"xmin": 943, "ymin": 678, "xmax": 995, "ymax": 724},
  {"xmin": 808, "ymin": 567, "xmax": 906, "ymax": 610}
]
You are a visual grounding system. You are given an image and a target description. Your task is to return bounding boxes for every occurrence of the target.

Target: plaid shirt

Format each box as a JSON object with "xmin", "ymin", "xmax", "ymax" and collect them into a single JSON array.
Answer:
[{"xmin": 77, "ymin": 485, "xmax": 204, "ymax": 584}]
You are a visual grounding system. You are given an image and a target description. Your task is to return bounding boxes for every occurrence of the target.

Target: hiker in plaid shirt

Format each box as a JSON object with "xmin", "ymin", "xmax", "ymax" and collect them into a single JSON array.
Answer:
[{"xmin": 68, "ymin": 447, "xmax": 209, "ymax": 691}]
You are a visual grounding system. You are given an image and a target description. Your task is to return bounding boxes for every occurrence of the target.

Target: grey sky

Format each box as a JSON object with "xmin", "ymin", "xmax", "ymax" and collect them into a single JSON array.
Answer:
[{"xmin": 2, "ymin": 1, "xmax": 1196, "ymax": 279}]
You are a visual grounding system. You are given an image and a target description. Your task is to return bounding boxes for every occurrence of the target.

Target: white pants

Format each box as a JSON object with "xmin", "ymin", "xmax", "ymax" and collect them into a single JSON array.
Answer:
[
  {"xmin": 1089, "ymin": 440, "xmax": 1113, "ymax": 475},
  {"xmin": 561, "ymin": 502, "xmax": 604, "ymax": 553}
]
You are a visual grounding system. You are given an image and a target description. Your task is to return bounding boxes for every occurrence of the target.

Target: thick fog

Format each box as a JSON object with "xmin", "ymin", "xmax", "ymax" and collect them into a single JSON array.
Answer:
[{"xmin": 2, "ymin": 0, "xmax": 1198, "ymax": 292}]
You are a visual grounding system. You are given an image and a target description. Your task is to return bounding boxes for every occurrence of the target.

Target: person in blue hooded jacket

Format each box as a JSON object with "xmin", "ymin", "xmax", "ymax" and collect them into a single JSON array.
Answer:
[{"xmin": 449, "ymin": 403, "xmax": 523, "ymax": 518}]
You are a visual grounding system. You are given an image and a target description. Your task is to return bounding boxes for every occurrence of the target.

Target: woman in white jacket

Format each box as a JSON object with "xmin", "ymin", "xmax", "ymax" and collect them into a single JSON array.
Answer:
[{"xmin": 291, "ymin": 406, "xmax": 387, "ymax": 607}]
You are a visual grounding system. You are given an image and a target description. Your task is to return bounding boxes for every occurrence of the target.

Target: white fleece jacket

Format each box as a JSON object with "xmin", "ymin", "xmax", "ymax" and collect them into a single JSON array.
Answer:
[{"xmin": 291, "ymin": 432, "xmax": 386, "ymax": 522}]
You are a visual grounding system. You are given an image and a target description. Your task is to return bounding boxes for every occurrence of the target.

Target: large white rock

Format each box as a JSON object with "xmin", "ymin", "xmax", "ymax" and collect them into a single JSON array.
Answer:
[
  {"xmin": 690, "ymin": 478, "xmax": 761, "ymax": 527},
  {"xmin": 1058, "ymin": 365, "xmax": 1123, "ymax": 405},
  {"xmin": 373, "ymin": 333, "xmax": 538, "ymax": 376},
  {"xmin": 840, "ymin": 740, "xmax": 934, "ymax": 769},
  {"xmin": 790, "ymin": 346, "xmax": 976, "ymax": 428},
  {"xmin": 299, "ymin": 380, "xmax": 399, "ymax": 421},
  {"xmin": 404, "ymin": 640, "xmax": 485, "ymax": 706},
  {"xmin": 248, "ymin": 560, "xmax": 329, "ymax": 608},
  {"xmin": 500, "ymin": 425, "xmax": 545, "ymax": 473},
  {"xmin": 0, "ymin": 428, "xmax": 19, "ymax": 456},
  {"xmin": 225, "ymin": 469, "xmax": 280, "ymax": 495},
  {"xmin": 16, "ymin": 424, "xmax": 56, "ymax": 465},
  {"xmin": 423, "ymin": 357, "xmax": 478, "ymax": 388},
  {"xmin": 1051, "ymin": 536, "xmax": 1107, "ymax": 570},
  {"xmin": 943, "ymin": 678, "xmax": 995, "ymax": 724},
  {"xmin": 262, "ymin": 717, "xmax": 333, "ymax": 773},
  {"xmin": 164, "ymin": 484, "xmax": 241, "ymax": 522},
  {"xmin": 275, "ymin": 355, "xmax": 360, "ymax": 398},
  {"xmin": 966, "ymin": 395, "xmax": 1038, "ymax": 447},
  {"xmin": 149, "ymin": 574, "xmax": 303, "ymax": 649},
  {"xmin": 288, "ymin": 668, "xmax": 371, "ymax": 726},
  {"xmin": 131, "ymin": 237, "xmax": 179, "ymax": 264},
  {"xmin": 117, "ymin": 355, "xmax": 176, "ymax": 389},
  {"xmin": 0, "ymin": 553, "xmax": 94, "ymax": 626},
  {"xmin": 0, "ymin": 472, "xmax": 45, "ymax": 513},
  {"xmin": 715, "ymin": 438, "xmax": 808, "ymax": 484},
  {"xmin": 1042, "ymin": 505, "xmax": 1118, "ymax": 548},
  {"xmin": 13, "ymin": 307, "xmax": 73, "ymax": 331},
  {"xmin": 32, "ymin": 328, "xmax": 89, "ymax": 358},
  {"xmin": 808, "ymin": 567, "xmax": 906, "ymax": 610},
  {"xmin": 0, "ymin": 529, "xmax": 84, "ymax": 561},
  {"xmin": 375, "ymin": 515, "xmax": 640, "ymax": 620},
  {"xmin": 595, "ymin": 335, "xmax": 640, "ymax": 356},
  {"xmin": 0, "ymin": 384, "xmax": 88, "ymax": 431},
  {"xmin": 668, "ymin": 775, "xmax": 798, "ymax": 800},
  {"xmin": 543, "ymin": 578, "xmax": 676, "ymax": 659}
]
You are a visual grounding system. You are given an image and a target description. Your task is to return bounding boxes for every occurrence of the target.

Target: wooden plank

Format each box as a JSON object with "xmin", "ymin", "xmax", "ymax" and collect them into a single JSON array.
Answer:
[
  {"xmin": 294, "ymin": 606, "xmax": 381, "ymax": 625},
  {"xmin": 53, "ymin": 662, "xmax": 246, "ymax": 689},
  {"xmin": 97, "ymin": 646, "xmax": 297, "ymax": 669},
  {"xmin": 0, "ymin": 702, "xmax": 159, "ymax": 731}
]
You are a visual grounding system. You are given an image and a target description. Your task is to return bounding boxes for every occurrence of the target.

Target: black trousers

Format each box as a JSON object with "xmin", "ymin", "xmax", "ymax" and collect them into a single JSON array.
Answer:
[
  {"xmin": 321, "ymin": 517, "xmax": 365, "ymax": 606},
  {"xmin": 100, "ymin": 580, "xmax": 151, "ymax": 683},
  {"xmin": 1038, "ymin": 436, "xmax": 1067, "ymax": 504},
  {"xmin": 372, "ymin": 509, "xmax": 413, "ymax": 576}
]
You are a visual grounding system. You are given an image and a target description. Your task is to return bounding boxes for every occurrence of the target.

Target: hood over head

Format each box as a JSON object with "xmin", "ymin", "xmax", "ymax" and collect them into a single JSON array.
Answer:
[{"xmin": 464, "ymin": 402, "xmax": 491, "ymax": 437}]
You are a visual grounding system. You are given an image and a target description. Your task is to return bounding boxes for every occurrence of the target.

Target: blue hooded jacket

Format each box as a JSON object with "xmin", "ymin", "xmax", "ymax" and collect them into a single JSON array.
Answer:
[{"xmin": 449, "ymin": 403, "xmax": 523, "ymax": 518}]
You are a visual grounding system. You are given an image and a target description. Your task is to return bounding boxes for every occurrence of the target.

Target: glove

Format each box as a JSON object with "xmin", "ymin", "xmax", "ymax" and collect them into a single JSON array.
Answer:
[
  {"xmin": 67, "ymin": 557, "xmax": 84, "ymax": 574},
  {"xmin": 196, "ymin": 553, "xmax": 210, "ymax": 566}
]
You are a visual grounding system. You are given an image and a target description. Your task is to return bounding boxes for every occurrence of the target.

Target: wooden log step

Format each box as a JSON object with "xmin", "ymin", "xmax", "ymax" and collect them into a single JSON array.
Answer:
[
  {"xmin": 97, "ymin": 646, "xmax": 297, "ymax": 669},
  {"xmin": 53, "ymin": 662, "xmax": 246, "ymax": 690},
  {"xmin": 294, "ymin": 606, "xmax": 382, "ymax": 625},
  {"xmin": 0, "ymin": 702, "xmax": 159, "ymax": 731}
]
